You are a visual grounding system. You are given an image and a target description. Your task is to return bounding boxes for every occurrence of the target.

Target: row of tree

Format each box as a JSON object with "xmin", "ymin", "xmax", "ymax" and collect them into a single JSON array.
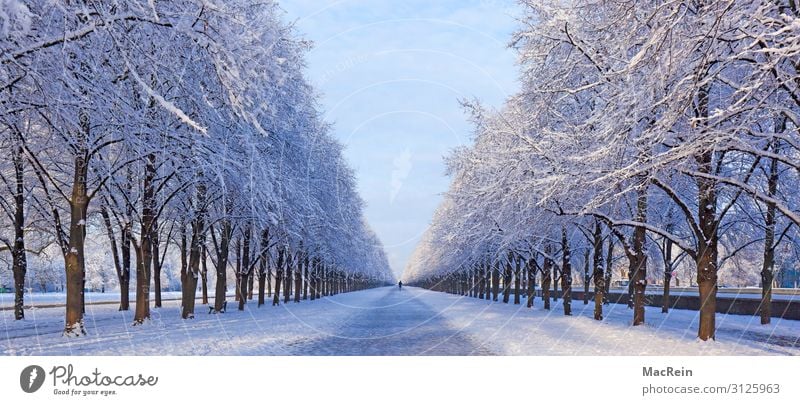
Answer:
[
  {"xmin": 0, "ymin": 0, "xmax": 392, "ymax": 336},
  {"xmin": 403, "ymin": 0, "xmax": 800, "ymax": 341}
]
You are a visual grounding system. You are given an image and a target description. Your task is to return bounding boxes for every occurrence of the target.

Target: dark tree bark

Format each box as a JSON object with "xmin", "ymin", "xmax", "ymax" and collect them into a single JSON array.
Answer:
[
  {"xmin": 630, "ymin": 183, "xmax": 649, "ymax": 326},
  {"xmin": 315, "ymin": 262, "xmax": 322, "ymax": 299},
  {"xmin": 661, "ymin": 225, "xmax": 674, "ymax": 314},
  {"xmin": 478, "ymin": 262, "xmax": 486, "ymax": 300},
  {"xmin": 513, "ymin": 255, "xmax": 521, "ymax": 305},
  {"xmin": 284, "ymin": 250, "xmax": 292, "ymax": 304},
  {"xmin": 257, "ymin": 229, "xmax": 269, "ymax": 307},
  {"xmin": 272, "ymin": 247, "xmax": 284, "ymax": 306},
  {"xmin": 133, "ymin": 153, "xmax": 157, "ymax": 325},
  {"xmin": 583, "ymin": 250, "xmax": 590, "ymax": 306},
  {"xmin": 542, "ymin": 246, "xmax": 553, "ymax": 310},
  {"xmin": 502, "ymin": 255, "xmax": 512, "ymax": 304},
  {"xmin": 309, "ymin": 257, "xmax": 317, "ymax": 301},
  {"xmin": 561, "ymin": 227, "xmax": 572, "ymax": 316},
  {"xmin": 604, "ymin": 237, "xmax": 614, "ymax": 305},
  {"xmin": 526, "ymin": 256, "xmax": 536, "ymax": 308},
  {"xmin": 63, "ymin": 111, "xmax": 90, "ymax": 336},
  {"xmin": 491, "ymin": 260, "xmax": 500, "ymax": 301},
  {"xmin": 152, "ymin": 217, "xmax": 162, "ymax": 308},
  {"xmin": 248, "ymin": 271, "xmax": 254, "ymax": 300},
  {"xmin": 234, "ymin": 238, "xmax": 241, "ymax": 302},
  {"xmin": 552, "ymin": 253, "xmax": 559, "ymax": 302},
  {"xmin": 120, "ymin": 207, "xmax": 131, "ymax": 311},
  {"xmin": 201, "ymin": 244, "xmax": 209, "ymax": 305},
  {"xmin": 179, "ymin": 224, "xmax": 188, "ymax": 290},
  {"xmin": 320, "ymin": 263, "xmax": 328, "ymax": 297},
  {"xmin": 303, "ymin": 254, "xmax": 309, "ymax": 300},
  {"xmin": 238, "ymin": 225, "xmax": 252, "ymax": 311},
  {"xmin": 214, "ymin": 218, "xmax": 231, "ymax": 313},
  {"xmin": 760, "ymin": 144, "xmax": 779, "ymax": 325},
  {"xmin": 592, "ymin": 221, "xmax": 604, "ymax": 320},
  {"xmin": 695, "ymin": 149, "xmax": 718, "ymax": 341},
  {"xmin": 294, "ymin": 250, "xmax": 303, "ymax": 303},
  {"xmin": 9, "ymin": 142, "xmax": 27, "ymax": 320},
  {"xmin": 181, "ymin": 179, "xmax": 205, "ymax": 319}
]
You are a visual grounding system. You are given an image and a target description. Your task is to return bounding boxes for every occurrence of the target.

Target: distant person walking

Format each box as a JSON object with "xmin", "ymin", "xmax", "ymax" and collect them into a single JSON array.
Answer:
[{"xmin": 398, "ymin": 281, "xmax": 403, "ymax": 290}]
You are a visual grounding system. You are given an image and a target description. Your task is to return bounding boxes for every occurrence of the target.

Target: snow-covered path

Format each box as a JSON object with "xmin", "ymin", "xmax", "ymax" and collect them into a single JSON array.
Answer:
[
  {"xmin": 285, "ymin": 287, "xmax": 493, "ymax": 355},
  {"xmin": 1, "ymin": 287, "xmax": 798, "ymax": 355}
]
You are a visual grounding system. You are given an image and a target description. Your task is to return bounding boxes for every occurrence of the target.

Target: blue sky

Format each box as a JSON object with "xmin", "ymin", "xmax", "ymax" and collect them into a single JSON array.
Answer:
[{"xmin": 280, "ymin": 0, "xmax": 520, "ymax": 277}]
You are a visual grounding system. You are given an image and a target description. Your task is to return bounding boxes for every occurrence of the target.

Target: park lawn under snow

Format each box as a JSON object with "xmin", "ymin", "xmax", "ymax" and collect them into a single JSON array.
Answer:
[
  {"xmin": 1, "ymin": 287, "xmax": 797, "ymax": 356},
  {"xmin": 0, "ymin": 291, "xmax": 187, "ymax": 308},
  {"xmin": 413, "ymin": 289, "xmax": 800, "ymax": 356}
]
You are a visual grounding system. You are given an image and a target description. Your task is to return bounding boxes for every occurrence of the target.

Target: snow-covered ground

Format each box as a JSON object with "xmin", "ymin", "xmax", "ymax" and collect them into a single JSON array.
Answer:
[
  {"xmin": 1, "ymin": 287, "xmax": 797, "ymax": 355},
  {"xmin": 0, "ymin": 291, "xmax": 187, "ymax": 308}
]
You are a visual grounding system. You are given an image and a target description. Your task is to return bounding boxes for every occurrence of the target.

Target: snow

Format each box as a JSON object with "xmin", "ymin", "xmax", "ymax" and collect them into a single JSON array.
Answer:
[
  {"xmin": 0, "ymin": 0, "xmax": 32, "ymax": 38},
  {"xmin": 0, "ymin": 291, "xmax": 187, "ymax": 308},
  {"xmin": 1, "ymin": 287, "xmax": 797, "ymax": 356}
]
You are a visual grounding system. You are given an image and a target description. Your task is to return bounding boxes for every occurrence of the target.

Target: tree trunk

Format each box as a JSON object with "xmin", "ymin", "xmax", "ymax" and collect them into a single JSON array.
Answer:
[
  {"xmin": 583, "ymin": 250, "xmax": 590, "ymax": 306},
  {"xmin": 201, "ymin": 244, "xmax": 209, "ymax": 305},
  {"xmin": 526, "ymin": 257, "xmax": 536, "ymax": 308},
  {"xmin": 317, "ymin": 260, "xmax": 325, "ymax": 299},
  {"xmin": 478, "ymin": 262, "xmax": 486, "ymax": 299},
  {"xmin": 238, "ymin": 225, "xmax": 252, "ymax": 311},
  {"xmin": 661, "ymin": 231, "xmax": 673, "ymax": 314},
  {"xmin": 284, "ymin": 251, "xmax": 292, "ymax": 304},
  {"xmin": 542, "ymin": 247, "xmax": 552, "ymax": 310},
  {"xmin": 152, "ymin": 218, "xmax": 162, "ymax": 308},
  {"xmin": 273, "ymin": 248, "xmax": 284, "ymax": 305},
  {"xmin": 561, "ymin": 227, "xmax": 572, "ymax": 316},
  {"xmin": 491, "ymin": 260, "xmax": 500, "ymax": 301},
  {"xmin": 64, "ymin": 112, "xmax": 89, "ymax": 336},
  {"xmin": 552, "ymin": 256, "xmax": 559, "ymax": 302},
  {"xmin": 181, "ymin": 180, "xmax": 205, "ymax": 319},
  {"xmin": 592, "ymin": 221, "xmax": 604, "ymax": 320},
  {"xmin": 604, "ymin": 238, "xmax": 613, "ymax": 305},
  {"xmin": 696, "ymin": 148, "xmax": 718, "ymax": 341},
  {"xmin": 234, "ymin": 238, "xmax": 241, "ymax": 302},
  {"xmin": 257, "ymin": 229, "xmax": 269, "ymax": 306},
  {"xmin": 133, "ymin": 153, "xmax": 156, "ymax": 325},
  {"xmin": 214, "ymin": 219, "xmax": 231, "ymax": 313},
  {"xmin": 152, "ymin": 217, "xmax": 162, "ymax": 308},
  {"xmin": 760, "ymin": 148, "xmax": 779, "ymax": 325},
  {"xmin": 120, "ymin": 216, "xmax": 132, "ymax": 311},
  {"xmin": 513, "ymin": 256, "xmax": 521, "ymax": 305},
  {"xmin": 502, "ymin": 257, "xmax": 511, "ymax": 304},
  {"xmin": 272, "ymin": 248, "xmax": 284, "ymax": 306},
  {"xmin": 294, "ymin": 251, "xmax": 303, "ymax": 303},
  {"xmin": 268, "ymin": 268, "xmax": 273, "ymax": 298},
  {"xmin": 248, "ymin": 271, "xmax": 254, "ymax": 300},
  {"xmin": 303, "ymin": 255, "xmax": 309, "ymax": 300},
  {"xmin": 631, "ymin": 183, "xmax": 648, "ymax": 326},
  {"xmin": 258, "ymin": 272, "xmax": 266, "ymax": 307},
  {"xmin": 10, "ymin": 143, "xmax": 27, "ymax": 320},
  {"xmin": 310, "ymin": 258, "xmax": 318, "ymax": 301}
]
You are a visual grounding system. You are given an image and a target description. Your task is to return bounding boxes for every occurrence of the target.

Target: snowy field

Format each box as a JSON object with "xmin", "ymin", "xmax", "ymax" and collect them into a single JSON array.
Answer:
[
  {"xmin": 1, "ymin": 287, "xmax": 798, "ymax": 356},
  {"xmin": 0, "ymin": 291, "xmax": 187, "ymax": 308}
]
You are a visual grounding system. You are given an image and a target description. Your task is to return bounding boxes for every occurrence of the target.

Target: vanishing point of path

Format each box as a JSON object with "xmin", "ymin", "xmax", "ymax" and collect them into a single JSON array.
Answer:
[{"xmin": 286, "ymin": 287, "xmax": 494, "ymax": 355}]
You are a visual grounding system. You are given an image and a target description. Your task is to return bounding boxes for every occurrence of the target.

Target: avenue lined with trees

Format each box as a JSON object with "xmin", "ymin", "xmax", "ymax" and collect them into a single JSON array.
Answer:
[
  {"xmin": 0, "ymin": 0, "xmax": 392, "ymax": 336},
  {"xmin": 403, "ymin": 0, "xmax": 800, "ymax": 341}
]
